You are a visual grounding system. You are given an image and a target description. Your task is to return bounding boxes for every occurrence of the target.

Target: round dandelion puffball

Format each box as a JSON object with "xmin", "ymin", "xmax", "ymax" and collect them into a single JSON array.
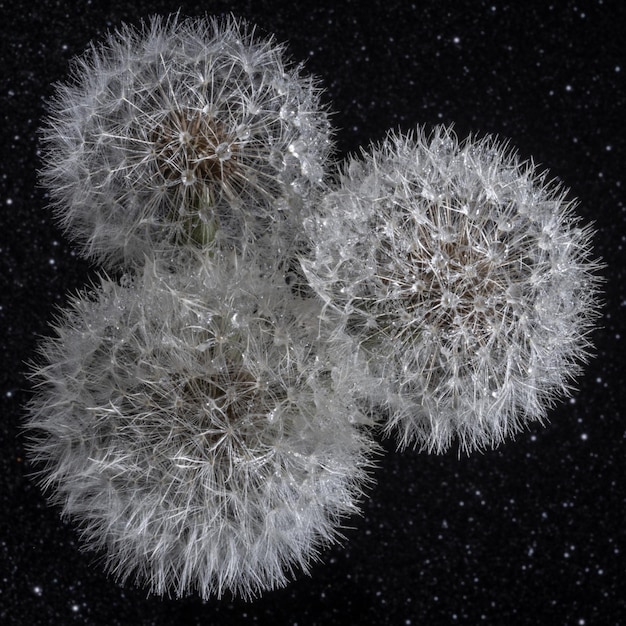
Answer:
[
  {"xmin": 302, "ymin": 125, "xmax": 603, "ymax": 454},
  {"xmin": 40, "ymin": 14, "xmax": 333, "ymax": 270},
  {"xmin": 25, "ymin": 254, "xmax": 375, "ymax": 599}
]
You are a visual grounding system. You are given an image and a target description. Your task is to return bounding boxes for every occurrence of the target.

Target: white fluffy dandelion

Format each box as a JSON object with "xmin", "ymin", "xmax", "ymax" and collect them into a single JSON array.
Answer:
[
  {"xmin": 302, "ymin": 126, "xmax": 602, "ymax": 453},
  {"xmin": 40, "ymin": 14, "xmax": 332, "ymax": 269},
  {"xmin": 25, "ymin": 253, "xmax": 375, "ymax": 599}
]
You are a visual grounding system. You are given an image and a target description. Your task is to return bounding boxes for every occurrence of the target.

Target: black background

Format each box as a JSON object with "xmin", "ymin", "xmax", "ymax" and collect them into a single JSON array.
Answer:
[{"xmin": 1, "ymin": 1, "xmax": 624, "ymax": 624}]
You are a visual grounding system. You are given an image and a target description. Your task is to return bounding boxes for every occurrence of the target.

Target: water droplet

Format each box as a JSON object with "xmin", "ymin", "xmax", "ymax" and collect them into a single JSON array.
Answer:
[
  {"xmin": 421, "ymin": 185, "xmax": 435, "ymax": 201},
  {"xmin": 538, "ymin": 232, "xmax": 552, "ymax": 251},
  {"xmin": 506, "ymin": 284, "xmax": 524, "ymax": 305},
  {"xmin": 280, "ymin": 103, "xmax": 297, "ymax": 121},
  {"xmin": 348, "ymin": 159, "xmax": 364, "ymax": 179},
  {"xmin": 215, "ymin": 143, "xmax": 232, "ymax": 162},
  {"xmin": 463, "ymin": 201, "xmax": 488, "ymax": 221},
  {"xmin": 411, "ymin": 279, "xmax": 426, "ymax": 294},
  {"xmin": 430, "ymin": 252, "xmax": 448, "ymax": 272},
  {"xmin": 272, "ymin": 77, "xmax": 289, "ymax": 95},
  {"xmin": 441, "ymin": 290, "xmax": 460, "ymax": 309},
  {"xmin": 463, "ymin": 263, "xmax": 478, "ymax": 280},
  {"xmin": 267, "ymin": 407, "xmax": 279, "ymax": 423},
  {"xmin": 202, "ymin": 102, "xmax": 218, "ymax": 117},
  {"xmin": 487, "ymin": 241, "xmax": 507, "ymax": 261},
  {"xmin": 181, "ymin": 170, "xmax": 196, "ymax": 186},
  {"xmin": 301, "ymin": 158, "xmax": 323, "ymax": 182},
  {"xmin": 269, "ymin": 149, "xmax": 285, "ymax": 170},
  {"xmin": 497, "ymin": 216, "xmax": 515, "ymax": 232},
  {"xmin": 288, "ymin": 139, "xmax": 306, "ymax": 157},
  {"xmin": 432, "ymin": 132, "xmax": 456, "ymax": 161},
  {"xmin": 235, "ymin": 124, "xmax": 251, "ymax": 141},
  {"xmin": 473, "ymin": 295, "xmax": 488, "ymax": 313},
  {"xmin": 437, "ymin": 225, "xmax": 457, "ymax": 243}
]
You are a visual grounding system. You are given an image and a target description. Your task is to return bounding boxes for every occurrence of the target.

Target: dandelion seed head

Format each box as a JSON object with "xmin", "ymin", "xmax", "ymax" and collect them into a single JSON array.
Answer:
[
  {"xmin": 303, "ymin": 126, "xmax": 603, "ymax": 453},
  {"xmin": 25, "ymin": 253, "xmax": 375, "ymax": 599},
  {"xmin": 40, "ymin": 14, "xmax": 333, "ymax": 269}
]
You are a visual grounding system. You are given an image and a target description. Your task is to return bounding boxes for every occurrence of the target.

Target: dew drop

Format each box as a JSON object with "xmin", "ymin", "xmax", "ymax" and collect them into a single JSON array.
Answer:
[
  {"xmin": 348, "ymin": 159, "xmax": 364, "ymax": 179},
  {"xmin": 288, "ymin": 139, "xmax": 306, "ymax": 157},
  {"xmin": 473, "ymin": 295, "xmax": 488, "ymax": 313},
  {"xmin": 411, "ymin": 279, "xmax": 426, "ymax": 294},
  {"xmin": 538, "ymin": 232, "xmax": 552, "ymax": 251},
  {"xmin": 181, "ymin": 170, "xmax": 196, "ymax": 186},
  {"xmin": 497, "ymin": 216, "xmax": 515, "ymax": 232},
  {"xmin": 506, "ymin": 284, "xmax": 524, "ymax": 307},
  {"xmin": 487, "ymin": 241, "xmax": 507, "ymax": 260},
  {"xmin": 441, "ymin": 290, "xmax": 460, "ymax": 309},
  {"xmin": 430, "ymin": 252, "xmax": 448, "ymax": 272},
  {"xmin": 301, "ymin": 158, "xmax": 323, "ymax": 182},
  {"xmin": 280, "ymin": 103, "xmax": 297, "ymax": 121},
  {"xmin": 215, "ymin": 142, "xmax": 232, "ymax": 162},
  {"xmin": 437, "ymin": 225, "xmax": 457, "ymax": 243},
  {"xmin": 269, "ymin": 148, "xmax": 285, "ymax": 170},
  {"xmin": 235, "ymin": 124, "xmax": 251, "ymax": 141},
  {"xmin": 420, "ymin": 185, "xmax": 435, "ymax": 201},
  {"xmin": 272, "ymin": 77, "xmax": 289, "ymax": 95},
  {"xmin": 202, "ymin": 102, "xmax": 217, "ymax": 117},
  {"xmin": 462, "ymin": 202, "xmax": 481, "ymax": 219}
]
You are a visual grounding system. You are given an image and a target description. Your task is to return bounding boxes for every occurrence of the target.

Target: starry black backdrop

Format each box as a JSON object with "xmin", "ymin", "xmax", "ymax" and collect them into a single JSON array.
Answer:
[{"xmin": 1, "ymin": 1, "xmax": 624, "ymax": 625}]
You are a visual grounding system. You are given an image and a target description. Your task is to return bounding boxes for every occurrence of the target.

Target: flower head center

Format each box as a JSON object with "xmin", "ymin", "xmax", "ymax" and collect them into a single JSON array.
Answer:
[{"xmin": 152, "ymin": 108, "xmax": 240, "ymax": 190}]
